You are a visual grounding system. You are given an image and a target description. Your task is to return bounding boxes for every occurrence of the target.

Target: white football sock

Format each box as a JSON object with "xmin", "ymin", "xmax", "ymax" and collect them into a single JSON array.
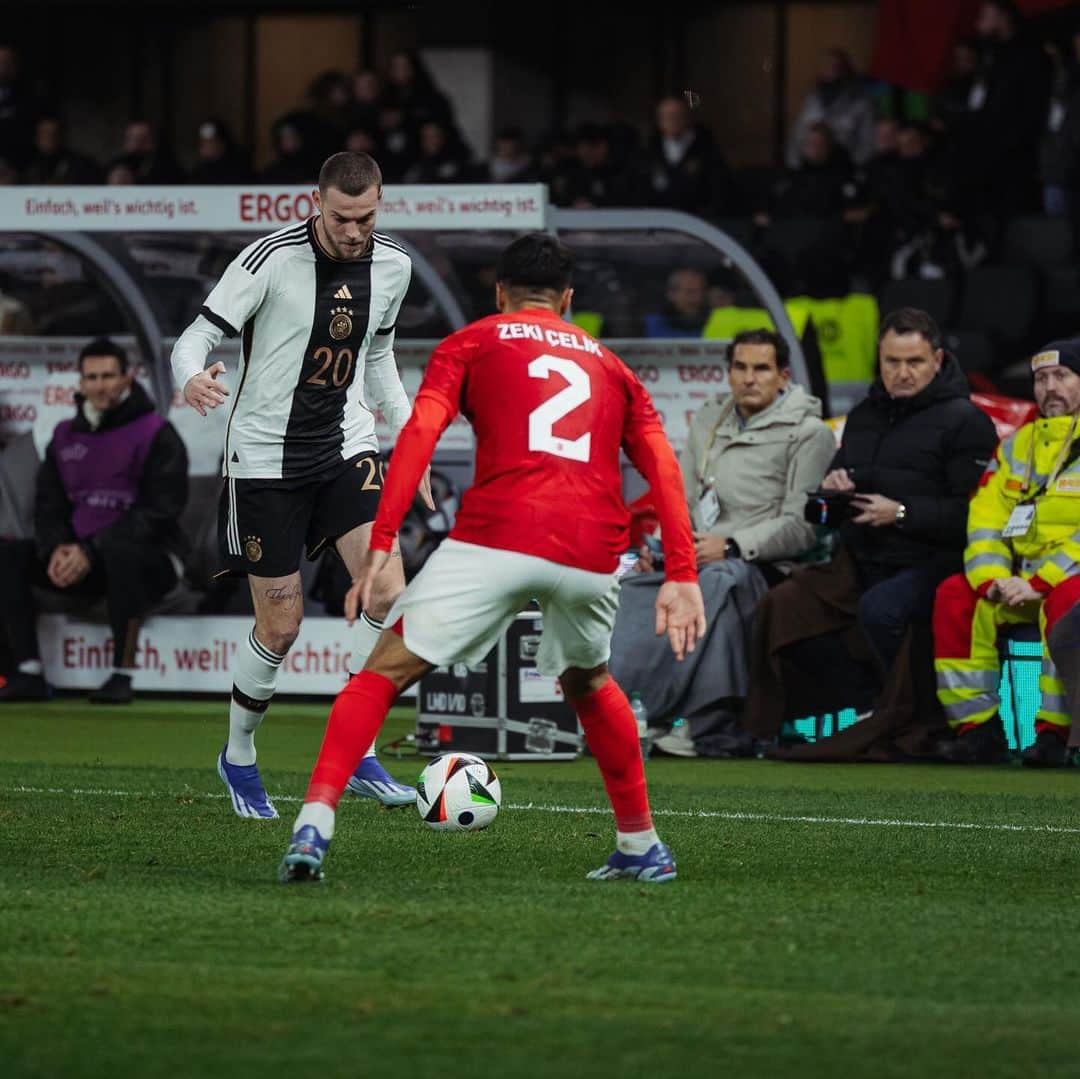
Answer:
[
  {"xmin": 349, "ymin": 610, "xmax": 384, "ymax": 760},
  {"xmin": 227, "ymin": 629, "xmax": 285, "ymax": 766},
  {"xmin": 293, "ymin": 801, "xmax": 335, "ymax": 839},
  {"xmin": 616, "ymin": 827, "xmax": 661, "ymax": 856}
]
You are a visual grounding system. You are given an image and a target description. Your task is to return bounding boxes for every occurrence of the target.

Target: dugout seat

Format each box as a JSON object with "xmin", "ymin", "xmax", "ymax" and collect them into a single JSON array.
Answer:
[
  {"xmin": 944, "ymin": 329, "xmax": 995, "ymax": 379},
  {"xmin": 879, "ymin": 278, "xmax": 956, "ymax": 329},
  {"xmin": 955, "ymin": 264, "xmax": 1039, "ymax": 353},
  {"xmin": 1000, "ymin": 217, "xmax": 1080, "ymax": 337},
  {"xmin": 1000, "ymin": 215, "xmax": 1074, "ymax": 269}
]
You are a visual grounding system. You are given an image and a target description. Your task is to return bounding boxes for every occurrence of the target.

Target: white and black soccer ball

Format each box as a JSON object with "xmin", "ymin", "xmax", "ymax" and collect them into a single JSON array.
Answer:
[{"xmin": 415, "ymin": 753, "xmax": 501, "ymax": 832}]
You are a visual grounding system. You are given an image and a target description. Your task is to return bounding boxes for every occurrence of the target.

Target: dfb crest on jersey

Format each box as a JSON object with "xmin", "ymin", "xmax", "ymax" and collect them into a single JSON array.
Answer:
[
  {"xmin": 329, "ymin": 306, "xmax": 354, "ymax": 340},
  {"xmin": 244, "ymin": 536, "xmax": 263, "ymax": 563}
]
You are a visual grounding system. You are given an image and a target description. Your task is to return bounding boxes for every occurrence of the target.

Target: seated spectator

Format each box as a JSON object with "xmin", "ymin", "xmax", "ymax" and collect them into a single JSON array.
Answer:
[
  {"xmin": 761, "ymin": 123, "xmax": 856, "ymax": 222},
  {"xmin": 105, "ymin": 155, "xmax": 138, "ymax": 185},
  {"xmin": 344, "ymin": 126, "xmax": 378, "ymax": 156},
  {"xmin": 787, "ymin": 48, "xmax": 876, "ymax": 169},
  {"xmin": 1039, "ymin": 27, "xmax": 1080, "ymax": 219},
  {"xmin": 305, "ymin": 69, "xmax": 353, "ymax": 159},
  {"xmin": 481, "ymin": 128, "xmax": 539, "ymax": 183},
  {"xmin": 958, "ymin": 0, "xmax": 1052, "ymax": 215},
  {"xmin": 548, "ymin": 124, "xmax": 633, "ymax": 208},
  {"xmin": 888, "ymin": 205, "xmax": 987, "ymax": 282},
  {"xmin": 258, "ymin": 113, "xmax": 320, "ymax": 183},
  {"xmin": 871, "ymin": 123, "xmax": 937, "ymax": 239},
  {"xmin": 706, "ymin": 267, "xmax": 740, "ymax": 312},
  {"xmin": 384, "ymin": 50, "xmax": 455, "ymax": 132},
  {"xmin": 866, "ymin": 122, "xmax": 979, "ymax": 283},
  {"xmin": 934, "ymin": 340, "xmax": 1080, "ymax": 766},
  {"xmin": 0, "ymin": 338, "xmax": 188, "ymax": 704},
  {"xmin": 23, "ymin": 115, "xmax": 101, "ymax": 184},
  {"xmin": 743, "ymin": 309, "xmax": 999, "ymax": 750},
  {"xmin": 841, "ymin": 118, "xmax": 901, "ymax": 274},
  {"xmin": 536, "ymin": 128, "xmax": 575, "ymax": 184},
  {"xmin": 609, "ymin": 329, "xmax": 836, "ymax": 755},
  {"xmin": 402, "ymin": 119, "xmax": 472, "ymax": 183},
  {"xmin": 640, "ymin": 95, "xmax": 724, "ymax": 216},
  {"xmin": 643, "ymin": 267, "xmax": 710, "ymax": 338},
  {"xmin": 374, "ymin": 104, "xmax": 416, "ymax": 183},
  {"xmin": 188, "ymin": 118, "xmax": 251, "ymax": 184},
  {"xmin": 0, "ymin": 44, "xmax": 36, "ymax": 171},
  {"xmin": 931, "ymin": 37, "xmax": 982, "ymax": 141},
  {"xmin": 119, "ymin": 119, "xmax": 185, "ymax": 183},
  {"xmin": 350, "ymin": 69, "xmax": 385, "ymax": 134}
]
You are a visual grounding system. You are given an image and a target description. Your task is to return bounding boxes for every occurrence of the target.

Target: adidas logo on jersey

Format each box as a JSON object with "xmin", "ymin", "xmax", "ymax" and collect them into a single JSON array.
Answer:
[{"xmin": 333, "ymin": 285, "xmax": 353, "ymax": 300}]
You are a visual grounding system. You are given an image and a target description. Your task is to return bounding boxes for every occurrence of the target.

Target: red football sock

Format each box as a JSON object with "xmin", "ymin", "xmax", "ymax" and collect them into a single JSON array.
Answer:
[
  {"xmin": 574, "ymin": 677, "xmax": 653, "ymax": 834},
  {"xmin": 304, "ymin": 670, "xmax": 398, "ymax": 808}
]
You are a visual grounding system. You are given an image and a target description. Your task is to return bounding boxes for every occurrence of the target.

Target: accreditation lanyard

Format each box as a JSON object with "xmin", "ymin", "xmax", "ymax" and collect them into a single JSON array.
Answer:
[
  {"xmin": 1019, "ymin": 410, "xmax": 1080, "ymax": 501},
  {"xmin": 694, "ymin": 399, "xmax": 737, "ymax": 529},
  {"xmin": 1004, "ymin": 411, "xmax": 1080, "ymax": 538},
  {"xmin": 695, "ymin": 398, "xmax": 738, "ymax": 491}
]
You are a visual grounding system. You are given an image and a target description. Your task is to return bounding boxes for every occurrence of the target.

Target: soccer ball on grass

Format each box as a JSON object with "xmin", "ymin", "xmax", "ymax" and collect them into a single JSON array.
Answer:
[{"xmin": 416, "ymin": 753, "xmax": 501, "ymax": 831}]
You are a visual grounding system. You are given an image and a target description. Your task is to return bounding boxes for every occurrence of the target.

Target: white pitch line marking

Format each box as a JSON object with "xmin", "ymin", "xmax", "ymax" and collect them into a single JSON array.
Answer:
[{"xmin": 4, "ymin": 785, "xmax": 1080, "ymax": 835}]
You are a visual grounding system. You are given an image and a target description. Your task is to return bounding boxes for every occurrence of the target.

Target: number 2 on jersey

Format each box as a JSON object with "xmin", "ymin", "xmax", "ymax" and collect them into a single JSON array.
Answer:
[{"xmin": 527, "ymin": 354, "xmax": 591, "ymax": 463}]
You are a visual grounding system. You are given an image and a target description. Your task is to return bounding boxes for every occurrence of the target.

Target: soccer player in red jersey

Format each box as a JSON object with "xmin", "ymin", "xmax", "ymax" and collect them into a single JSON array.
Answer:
[{"xmin": 279, "ymin": 232, "xmax": 706, "ymax": 884}]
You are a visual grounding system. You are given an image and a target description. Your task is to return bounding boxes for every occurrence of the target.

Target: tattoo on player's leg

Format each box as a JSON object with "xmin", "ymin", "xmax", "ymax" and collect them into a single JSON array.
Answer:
[{"xmin": 265, "ymin": 586, "xmax": 302, "ymax": 609}]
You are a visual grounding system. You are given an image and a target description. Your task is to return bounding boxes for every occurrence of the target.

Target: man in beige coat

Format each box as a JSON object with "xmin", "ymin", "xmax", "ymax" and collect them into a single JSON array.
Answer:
[{"xmin": 610, "ymin": 328, "xmax": 836, "ymax": 754}]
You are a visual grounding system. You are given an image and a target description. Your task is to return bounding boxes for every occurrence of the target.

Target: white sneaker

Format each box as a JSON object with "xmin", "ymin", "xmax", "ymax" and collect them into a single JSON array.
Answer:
[{"xmin": 652, "ymin": 720, "xmax": 697, "ymax": 758}]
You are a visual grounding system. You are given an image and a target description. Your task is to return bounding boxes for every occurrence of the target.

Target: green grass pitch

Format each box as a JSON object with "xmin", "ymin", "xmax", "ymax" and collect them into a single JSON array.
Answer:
[{"xmin": 2, "ymin": 697, "xmax": 1080, "ymax": 1078}]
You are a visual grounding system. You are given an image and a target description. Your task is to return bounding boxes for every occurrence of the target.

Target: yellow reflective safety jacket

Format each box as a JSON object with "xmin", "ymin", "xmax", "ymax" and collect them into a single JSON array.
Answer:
[{"xmin": 964, "ymin": 412, "xmax": 1080, "ymax": 595}]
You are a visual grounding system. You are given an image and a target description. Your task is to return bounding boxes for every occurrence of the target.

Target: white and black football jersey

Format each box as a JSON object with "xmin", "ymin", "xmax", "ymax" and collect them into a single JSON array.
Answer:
[{"xmin": 191, "ymin": 219, "xmax": 412, "ymax": 479}]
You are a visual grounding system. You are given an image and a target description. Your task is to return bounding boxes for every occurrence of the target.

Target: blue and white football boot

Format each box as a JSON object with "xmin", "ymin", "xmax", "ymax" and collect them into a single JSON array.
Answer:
[
  {"xmin": 586, "ymin": 842, "xmax": 677, "ymax": 883},
  {"xmin": 346, "ymin": 756, "xmax": 417, "ymax": 807},
  {"xmin": 278, "ymin": 825, "xmax": 330, "ymax": 883},
  {"xmin": 216, "ymin": 747, "xmax": 279, "ymax": 820}
]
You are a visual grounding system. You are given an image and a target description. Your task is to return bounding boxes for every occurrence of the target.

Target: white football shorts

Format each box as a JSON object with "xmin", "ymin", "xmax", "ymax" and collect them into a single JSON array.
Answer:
[{"xmin": 386, "ymin": 538, "xmax": 620, "ymax": 675}]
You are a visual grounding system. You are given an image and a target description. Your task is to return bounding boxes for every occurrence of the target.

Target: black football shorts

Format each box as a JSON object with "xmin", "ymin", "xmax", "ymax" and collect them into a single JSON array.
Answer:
[{"xmin": 217, "ymin": 452, "xmax": 386, "ymax": 578}]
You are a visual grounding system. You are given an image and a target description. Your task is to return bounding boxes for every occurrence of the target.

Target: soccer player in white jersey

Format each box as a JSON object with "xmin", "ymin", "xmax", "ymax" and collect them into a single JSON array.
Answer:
[{"xmin": 171, "ymin": 151, "xmax": 433, "ymax": 818}]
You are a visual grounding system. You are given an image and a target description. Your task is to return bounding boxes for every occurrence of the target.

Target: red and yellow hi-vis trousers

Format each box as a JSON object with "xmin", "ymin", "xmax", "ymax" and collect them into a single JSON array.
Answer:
[{"xmin": 933, "ymin": 574, "xmax": 1080, "ymax": 734}]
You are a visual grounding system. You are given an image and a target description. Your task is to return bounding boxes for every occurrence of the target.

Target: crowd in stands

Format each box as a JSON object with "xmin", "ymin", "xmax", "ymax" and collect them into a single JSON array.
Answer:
[
  {"xmin": 0, "ymin": 3, "xmax": 1077, "ymax": 392},
  {"xmin": 1, "ymin": 4, "xmax": 1076, "ymax": 226}
]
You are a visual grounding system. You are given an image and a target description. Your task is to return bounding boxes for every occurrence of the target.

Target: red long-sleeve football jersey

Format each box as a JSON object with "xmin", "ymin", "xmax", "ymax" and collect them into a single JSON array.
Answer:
[{"xmin": 371, "ymin": 307, "xmax": 696, "ymax": 580}]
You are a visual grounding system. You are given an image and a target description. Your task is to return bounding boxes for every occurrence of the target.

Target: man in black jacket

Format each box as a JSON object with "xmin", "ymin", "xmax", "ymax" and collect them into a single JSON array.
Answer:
[
  {"xmin": 0, "ymin": 338, "xmax": 188, "ymax": 704},
  {"xmin": 743, "ymin": 308, "xmax": 999, "ymax": 740}
]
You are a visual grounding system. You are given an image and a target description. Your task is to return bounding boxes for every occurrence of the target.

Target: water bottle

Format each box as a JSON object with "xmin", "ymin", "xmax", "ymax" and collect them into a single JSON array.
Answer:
[{"xmin": 629, "ymin": 691, "xmax": 650, "ymax": 759}]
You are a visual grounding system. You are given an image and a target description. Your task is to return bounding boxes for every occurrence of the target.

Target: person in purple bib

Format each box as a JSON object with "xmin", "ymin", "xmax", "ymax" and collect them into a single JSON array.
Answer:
[{"xmin": 0, "ymin": 337, "xmax": 188, "ymax": 704}]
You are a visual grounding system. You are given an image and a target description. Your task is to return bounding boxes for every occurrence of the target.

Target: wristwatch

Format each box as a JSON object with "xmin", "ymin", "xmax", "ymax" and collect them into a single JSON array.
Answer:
[
  {"xmin": 895, "ymin": 503, "xmax": 907, "ymax": 525},
  {"xmin": 724, "ymin": 538, "xmax": 742, "ymax": 559}
]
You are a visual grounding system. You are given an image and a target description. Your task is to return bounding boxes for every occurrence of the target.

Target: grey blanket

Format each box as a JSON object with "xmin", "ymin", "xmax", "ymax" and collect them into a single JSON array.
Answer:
[{"xmin": 608, "ymin": 560, "xmax": 769, "ymax": 723}]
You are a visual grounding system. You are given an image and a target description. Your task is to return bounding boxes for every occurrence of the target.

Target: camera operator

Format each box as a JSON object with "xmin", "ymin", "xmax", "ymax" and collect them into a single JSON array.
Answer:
[{"xmin": 742, "ymin": 308, "xmax": 999, "ymax": 746}]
